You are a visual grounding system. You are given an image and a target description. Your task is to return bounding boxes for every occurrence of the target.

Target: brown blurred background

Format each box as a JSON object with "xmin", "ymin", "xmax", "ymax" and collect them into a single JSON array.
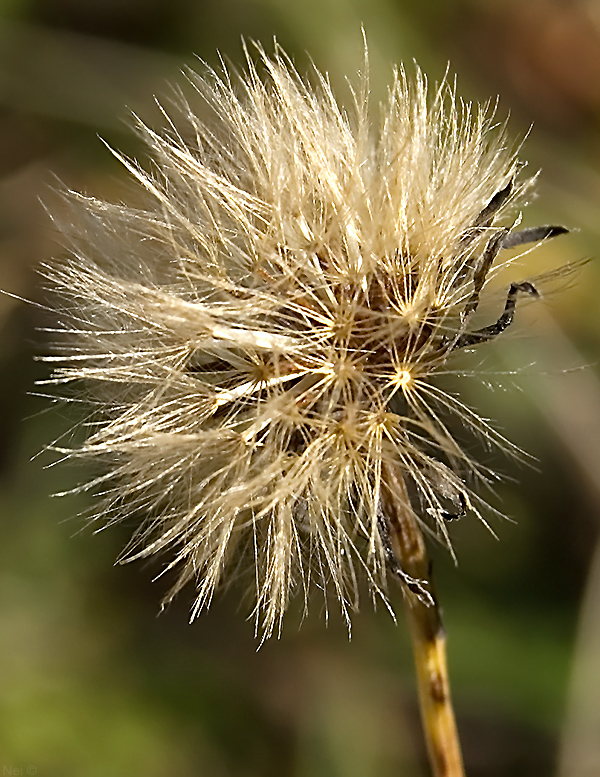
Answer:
[{"xmin": 1, "ymin": 1, "xmax": 600, "ymax": 775}]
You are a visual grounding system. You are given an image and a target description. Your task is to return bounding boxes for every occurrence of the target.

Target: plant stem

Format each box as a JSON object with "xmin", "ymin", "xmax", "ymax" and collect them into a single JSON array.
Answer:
[{"xmin": 382, "ymin": 466, "xmax": 466, "ymax": 777}]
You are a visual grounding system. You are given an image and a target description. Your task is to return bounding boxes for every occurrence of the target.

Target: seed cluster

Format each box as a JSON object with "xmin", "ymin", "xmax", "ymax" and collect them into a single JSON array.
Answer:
[{"xmin": 45, "ymin": 45, "xmax": 565, "ymax": 636}]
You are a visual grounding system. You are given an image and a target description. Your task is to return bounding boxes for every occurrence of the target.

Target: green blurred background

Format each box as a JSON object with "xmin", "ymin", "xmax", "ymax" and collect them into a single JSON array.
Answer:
[{"xmin": 1, "ymin": 1, "xmax": 600, "ymax": 775}]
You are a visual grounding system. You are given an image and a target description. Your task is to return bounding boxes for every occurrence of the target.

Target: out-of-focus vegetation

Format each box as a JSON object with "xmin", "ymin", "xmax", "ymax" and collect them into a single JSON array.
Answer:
[{"xmin": 1, "ymin": 1, "xmax": 600, "ymax": 776}]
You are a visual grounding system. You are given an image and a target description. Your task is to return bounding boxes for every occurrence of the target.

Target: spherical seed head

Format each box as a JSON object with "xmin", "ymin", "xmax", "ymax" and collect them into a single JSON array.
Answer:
[{"xmin": 46, "ymin": 44, "xmax": 549, "ymax": 637}]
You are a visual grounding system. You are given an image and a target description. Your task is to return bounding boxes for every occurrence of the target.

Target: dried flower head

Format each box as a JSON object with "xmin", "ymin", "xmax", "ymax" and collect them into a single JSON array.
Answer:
[{"xmin": 45, "ymin": 44, "xmax": 567, "ymax": 637}]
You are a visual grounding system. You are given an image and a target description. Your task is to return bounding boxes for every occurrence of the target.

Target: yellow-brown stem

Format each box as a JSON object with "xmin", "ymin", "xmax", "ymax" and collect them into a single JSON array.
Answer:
[{"xmin": 382, "ymin": 465, "xmax": 466, "ymax": 777}]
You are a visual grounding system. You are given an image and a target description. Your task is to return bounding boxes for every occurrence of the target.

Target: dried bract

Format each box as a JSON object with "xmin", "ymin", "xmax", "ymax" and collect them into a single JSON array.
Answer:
[{"xmin": 44, "ymin": 45, "xmax": 566, "ymax": 636}]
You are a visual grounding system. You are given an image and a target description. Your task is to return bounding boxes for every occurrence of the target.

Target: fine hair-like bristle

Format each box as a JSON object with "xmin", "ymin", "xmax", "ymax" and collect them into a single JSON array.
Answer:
[{"xmin": 43, "ymin": 43, "xmax": 566, "ymax": 638}]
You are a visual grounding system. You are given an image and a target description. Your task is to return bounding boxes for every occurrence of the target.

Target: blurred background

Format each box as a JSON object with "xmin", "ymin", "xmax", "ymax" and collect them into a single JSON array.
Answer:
[{"xmin": 1, "ymin": 1, "xmax": 600, "ymax": 775}]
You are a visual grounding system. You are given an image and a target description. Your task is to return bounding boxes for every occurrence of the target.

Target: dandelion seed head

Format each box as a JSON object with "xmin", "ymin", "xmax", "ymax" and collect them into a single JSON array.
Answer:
[{"xmin": 44, "ymin": 43, "xmax": 565, "ymax": 637}]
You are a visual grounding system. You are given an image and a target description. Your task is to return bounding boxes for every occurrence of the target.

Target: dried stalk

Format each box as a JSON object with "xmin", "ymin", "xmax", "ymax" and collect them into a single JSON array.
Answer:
[{"xmin": 382, "ymin": 465, "xmax": 465, "ymax": 777}]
